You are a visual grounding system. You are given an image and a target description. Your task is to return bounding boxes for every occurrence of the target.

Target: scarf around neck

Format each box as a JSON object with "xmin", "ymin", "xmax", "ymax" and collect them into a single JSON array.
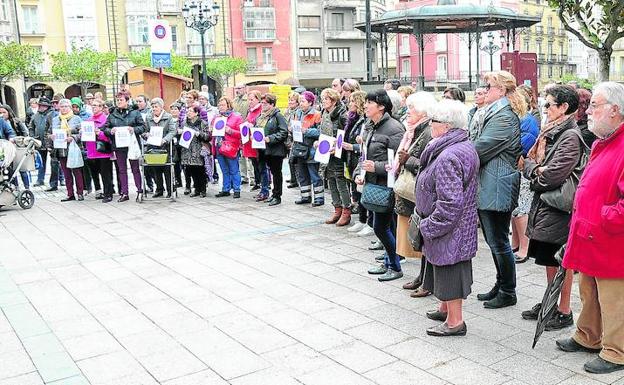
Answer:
[
  {"xmin": 257, "ymin": 107, "xmax": 277, "ymax": 128},
  {"xmin": 528, "ymin": 114, "xmax": 575, "ymax": 164},
  {"xmin": 399, "ymin": 116, "xmax": 429, "ymax": 152},
  {"xmin": 60, "ymin": 111, "xmax": 75, "ymax": 134}
]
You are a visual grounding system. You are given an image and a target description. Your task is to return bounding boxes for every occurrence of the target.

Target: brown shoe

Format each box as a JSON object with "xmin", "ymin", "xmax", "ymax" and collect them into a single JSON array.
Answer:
[
  {"xmin": 336, "ymin": 208, "xmax": 352, "ymax": 226},
  {"xmin": 325, "ymin": 207, "xmax": 342, "ymax": 224},
  {"xmin": 411, "ymin": 287, "xmax": 432, "ymax": 298},
  {"xmin": 402, "ymin": 278, "xmax": 422, "ymax": 290}
]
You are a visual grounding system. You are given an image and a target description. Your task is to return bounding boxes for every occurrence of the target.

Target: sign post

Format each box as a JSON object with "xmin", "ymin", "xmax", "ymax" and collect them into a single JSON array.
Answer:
[{"xmin": 149, "ymin": 20, "xmax": 173, "ymax": 99}]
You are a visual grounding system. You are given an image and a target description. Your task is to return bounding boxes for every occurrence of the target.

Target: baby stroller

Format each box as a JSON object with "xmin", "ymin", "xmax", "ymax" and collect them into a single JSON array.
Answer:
[{"xmin": 0, "ymin": 137, "xmax": 41, "ymax": 210}]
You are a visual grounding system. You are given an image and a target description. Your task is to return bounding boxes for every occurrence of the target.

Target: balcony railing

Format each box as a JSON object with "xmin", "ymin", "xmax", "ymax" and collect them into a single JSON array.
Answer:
[
  {"xmin": 547, "ymin": 27, "xmax": 555, "ymax": 35},
  {"xmin": 243, "ymin": 28, "xmax": 276, "ymax": 41},
  {"xmin": 247, "ymin": 61, "xmax": 277, "ymax": 74},
  {"xmin": 324, "ymin": 26, "xmax": 364, "ymax": 40},
  {"xmin": 538, "ymin": 53, "xmax": 545, "ymax": 62},
  {"xmin": 187, "ymin": 43, "xmax": 215, "ymax": 57},
  {"xmin": 558, "ymin": 28, "xmax": 566, "ymax": 36},
  {"xmin": 129, "ymin": 44, "xmax": 149, "ymax": 52},
  {"xmin": 243, "ymin": 0, "xmax": 274, "ymax": 7},
  {"xmin": 548, "ymin": 53, "xmax": 557, "ymax": 62},
  {"xmin": 560, "ymin": 54, "xmax": 568, "ymax": 63},
  {"xmin": 323, "ymin": 0, "xmax": 358, "ymax": 9},
  {"xmin": 535, "ymin": 26, "xmax": 543, "ymax": 34}
]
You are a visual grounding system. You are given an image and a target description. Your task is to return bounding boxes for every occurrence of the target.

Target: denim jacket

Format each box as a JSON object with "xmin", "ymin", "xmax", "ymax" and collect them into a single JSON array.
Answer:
[{"xmin": 471, "ymin": 97, "xmax": 522, "ymax": 212}]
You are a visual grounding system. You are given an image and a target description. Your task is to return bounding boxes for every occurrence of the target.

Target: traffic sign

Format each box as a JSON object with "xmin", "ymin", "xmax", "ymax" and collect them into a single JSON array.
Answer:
[{"xmin": 149, "ymin": 19, "xmax": 172, "ymax": 53}]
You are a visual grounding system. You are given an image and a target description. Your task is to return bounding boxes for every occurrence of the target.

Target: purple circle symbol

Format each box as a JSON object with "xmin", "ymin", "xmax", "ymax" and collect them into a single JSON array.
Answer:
[
  {"xmin": 241, "ymin": 126, "xmax": 249, "ymax": 136},
  {"xmin": 253, "ymin": 131, "xmax": 264, "ymax": 142},
  {"xmin": 215, "ymin": 120, "xmax": 225, "ymax": 130},
  {"xmin": 318, "ymin": 140, "xmax": 330, "ymax": 154},
  {"xmin": 182, "ymin": 131, "xmax": 192, "ymax": 141},
  {"xmin": 336, "ymin": 135, "xmax": 343, "ymax": 148}
]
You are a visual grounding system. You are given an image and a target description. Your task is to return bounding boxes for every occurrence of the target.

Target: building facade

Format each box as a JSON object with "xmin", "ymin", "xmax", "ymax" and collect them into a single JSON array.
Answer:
[
  {"xmin": 292, "ymin": 0, "xmax": 385, "ymax": 88},
  {"xmin": 12, "ymin": 0, "xmax": 230, "ymax": 113},
  {"xmin": 229, "ymin": 0, "xmax": 293, "ymax": 85},
  {"xmin": 518, "ymin": 0, "xmax": 572, "ymax": 87}
]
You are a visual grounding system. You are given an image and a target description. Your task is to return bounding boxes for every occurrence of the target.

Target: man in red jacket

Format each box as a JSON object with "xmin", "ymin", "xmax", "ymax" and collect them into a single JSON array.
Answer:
[{"xmin": 557, "ymin": 82, "xmax": 624, "ymax": 375}]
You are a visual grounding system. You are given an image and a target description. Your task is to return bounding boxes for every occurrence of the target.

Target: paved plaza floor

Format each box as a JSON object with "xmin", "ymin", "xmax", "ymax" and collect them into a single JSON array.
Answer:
[{"xmin": 1, "ymin": 182, "xmax": 623, "ymax": 385}]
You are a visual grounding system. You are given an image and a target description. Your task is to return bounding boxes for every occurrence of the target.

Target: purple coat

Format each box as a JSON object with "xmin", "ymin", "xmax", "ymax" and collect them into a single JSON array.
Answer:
[{"xmin": 415, "ymin": 128, "xmax": 480, "ymax": 266}]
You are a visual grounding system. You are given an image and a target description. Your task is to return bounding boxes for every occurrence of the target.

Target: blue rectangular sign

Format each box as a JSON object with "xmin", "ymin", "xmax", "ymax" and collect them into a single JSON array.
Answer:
[{"xmin": 151, "ymin": 52, "xmax": 172, "ymax": 68}]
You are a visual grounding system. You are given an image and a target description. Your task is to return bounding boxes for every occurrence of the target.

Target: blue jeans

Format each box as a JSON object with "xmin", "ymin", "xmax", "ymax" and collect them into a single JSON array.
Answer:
[
  {"xmin": 11, "ymin": 171, "xmax": 30, "ymax": 189},
  {"xmin": 217, "ymin": 154, "xmax": 241, "ymax": 193},
  {"xmin": 374, "ymin": 211, "xmax": 400, "ymax": 271},
  {"xmin": 257, "ymin": 152, "xmax": 271, "ymax": 196},
  {"xmin": 478, "ymin": 209, "xmax": 516, "ymax": 294}
]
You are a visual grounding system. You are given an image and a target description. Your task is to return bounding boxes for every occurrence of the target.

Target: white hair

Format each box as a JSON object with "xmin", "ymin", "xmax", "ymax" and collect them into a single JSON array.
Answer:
[
  {"xmin": 432, "ymin": 99, "xmax": 469, "ymax": 129},
  {"xmin": 405, "ymin": 91, "xmax": 437, "ymax": 118},
  {"xmin": 593, "ymin": 82, "xmax": 624, "ymax": 117},
  {"xmin": 386, "ymin": 90, "xmax": 402, "ymax": 116},
  {"xmin": 59, "ymin": 98, "xmax": 71, "ymax": 107},
  {"xmin": 150, "ymin": 97, "xmax": 164, "ymax": 107}
]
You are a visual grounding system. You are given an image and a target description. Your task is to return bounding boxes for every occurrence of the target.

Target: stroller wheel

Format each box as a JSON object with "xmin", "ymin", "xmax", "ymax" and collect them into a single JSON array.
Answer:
[{"xmin": 17, "ymin": 190, "xmax": 35, "ymax": 209}]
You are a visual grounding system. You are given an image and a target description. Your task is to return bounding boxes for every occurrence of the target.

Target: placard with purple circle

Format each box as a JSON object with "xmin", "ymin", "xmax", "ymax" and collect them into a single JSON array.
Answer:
[
  {"xmin": 333, "ymin": 129, "xmax": 345, "ymax": 159},
  {"xmin": 314, "ymin": 134, "xmax": 334, "ymax": 164},
  {"xmin": 240, "ymin": 122, "xmax": 252, "ymax": 144},
  {"xmin": 212, "ymin": 117, "xmax": 227, "ymax": 137},
  {"xmin": 179, "ymin": 127, "xmax": 196, "ymax": 149},
  {"xmin": 251, "ymin": 127, "xmax": 266, "ymax": 149}
]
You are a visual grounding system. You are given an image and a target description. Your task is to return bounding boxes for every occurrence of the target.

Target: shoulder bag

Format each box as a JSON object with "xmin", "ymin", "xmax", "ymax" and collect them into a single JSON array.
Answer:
[
  {"xmin": 361, "ymin": 183, "xmax": 394, "ymax": 213},
  {"xmin": 393, "ymin": 132, "xmax": 424, "ymax": 203},
  {"xmin": 539, "ymin": 129, "xmax": 589, "ymax": 213}
]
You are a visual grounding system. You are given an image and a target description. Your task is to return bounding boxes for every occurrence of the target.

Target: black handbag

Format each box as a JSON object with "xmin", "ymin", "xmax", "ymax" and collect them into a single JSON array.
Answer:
[
  {"xmin": 407, "ymin": 212, "xmax": 424, "ymax": 252},
  {"xmin": 291, "ymin": 141, "xmax": 309, "ymax": 159},
  {"xmin": 96, "ymin": 140, "xmax": 112, "ymax": 154}
]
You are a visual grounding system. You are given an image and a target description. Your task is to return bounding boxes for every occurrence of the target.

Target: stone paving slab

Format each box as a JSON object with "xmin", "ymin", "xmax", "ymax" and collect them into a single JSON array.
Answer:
[{"xmin": 1, "ymin": 183, "xmax": 624, "ymax": 384}]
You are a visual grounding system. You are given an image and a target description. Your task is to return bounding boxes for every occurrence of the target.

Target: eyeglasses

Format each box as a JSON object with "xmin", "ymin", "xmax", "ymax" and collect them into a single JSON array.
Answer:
[
  {"xmin": 588, "ymin": 102, "xmax": 611, "ymax": 111},
  {"xmin": 431, "ymin": 119, "xmax": 448, "ymax": 124},
  {"xmin": 544, "ymin": 102, "xmax": 559, "ymax": 109}
]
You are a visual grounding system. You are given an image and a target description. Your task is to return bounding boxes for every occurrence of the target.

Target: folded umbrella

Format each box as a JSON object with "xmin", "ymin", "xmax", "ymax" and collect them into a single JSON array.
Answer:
[{"xmin": 532, "ymin": 244, "xmax": 567, "ymax": 348}]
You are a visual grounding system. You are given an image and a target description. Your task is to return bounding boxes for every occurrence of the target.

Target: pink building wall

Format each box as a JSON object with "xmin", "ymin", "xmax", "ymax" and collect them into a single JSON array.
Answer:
[
  {"xmin": 229, "ymin": 0, "xmax": 292, "ymax": 73},
  {"xmin": 396, "ymin": 0, "xmax": 521, "ymax": 83}
]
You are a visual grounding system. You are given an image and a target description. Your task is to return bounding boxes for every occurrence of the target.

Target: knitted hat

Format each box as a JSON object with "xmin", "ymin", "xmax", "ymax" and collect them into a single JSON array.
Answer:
[
  {"xmin": 70, "ymin": 97, "xmax": 83, "ymax": 108},
  {"xmin": 301, "ymin": 91, "xmax": 316, "ymax": 105}
]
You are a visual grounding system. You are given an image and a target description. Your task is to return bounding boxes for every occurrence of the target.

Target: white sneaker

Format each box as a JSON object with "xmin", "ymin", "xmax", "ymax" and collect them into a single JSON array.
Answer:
[
  {"xmin": 357, "ymin": 225, "xmax": 374, "ymax": 236},
  {"xmin": 348, "ymin": 222, "xmax": 365, "ymax": 232}
]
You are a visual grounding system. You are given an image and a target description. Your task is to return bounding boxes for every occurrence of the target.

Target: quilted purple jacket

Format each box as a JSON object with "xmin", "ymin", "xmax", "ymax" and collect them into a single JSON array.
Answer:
[{"xmin": 414, "ymin": 128, "xmax": 480, "ymax": 266}]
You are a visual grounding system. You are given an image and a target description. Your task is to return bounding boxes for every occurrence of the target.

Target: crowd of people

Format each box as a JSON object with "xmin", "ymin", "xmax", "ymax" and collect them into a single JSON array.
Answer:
[{"xmin": 2, "ymin": 75, "xmax": 623, "ymax": 375}]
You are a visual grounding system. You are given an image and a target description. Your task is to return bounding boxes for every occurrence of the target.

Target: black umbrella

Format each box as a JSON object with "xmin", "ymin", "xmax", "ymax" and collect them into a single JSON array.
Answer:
[{"xmin": 532, "ymin": 244, "xmax": 567, "ymax": 349}]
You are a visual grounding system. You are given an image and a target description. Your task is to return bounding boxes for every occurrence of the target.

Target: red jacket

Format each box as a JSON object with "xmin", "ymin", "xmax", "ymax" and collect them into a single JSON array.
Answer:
[
  {"xmin": 242, "ymin": 103, "xmax": 262, "ymax": 158},
  {"xmin": 212, "ymin": 112, "xmax": 243, "ymax": 154},
  {"xmin": 563, "ymin": 122, "xmax": 624, "ymax": 278}
]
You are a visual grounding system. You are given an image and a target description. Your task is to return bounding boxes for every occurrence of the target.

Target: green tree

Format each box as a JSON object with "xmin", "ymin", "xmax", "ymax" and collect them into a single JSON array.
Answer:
[
  {"xmin": 51, "ymin": 48, "xmax": 117, "ymax": 97},
  {"xmin": 204, "ymin": 57, "xmax": 248, "ymax": 88},
  {"xmin": 549, "ymin": 0, "xmax": 624, "ymax": 81},
  {"xmin": 0, "ymin": 42, "xmax": 43, "ymax": 103},
  {"xmin": 127, "ymin": 49, "xmax": 193, "ymax": 78}
]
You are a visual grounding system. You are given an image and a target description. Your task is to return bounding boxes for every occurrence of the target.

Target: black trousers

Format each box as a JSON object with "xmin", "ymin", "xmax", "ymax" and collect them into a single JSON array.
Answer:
[
  {"xmin": 153, "ymin": 165, "xmax": 172, "ymax": 194},
  {"xmin": 86, "ymin": 158, "xmax": 102, "ymax": 191},
  {"xmin": 95, "ymin": 158, "xmax": 114, "ymax": 198},
  {"xmin": 186, "ymin": 165, "xmax": 206, "ymax": 193},
  {"xmin": 265, "ymin": 155, "xmax": 284, "ymax": 198}
]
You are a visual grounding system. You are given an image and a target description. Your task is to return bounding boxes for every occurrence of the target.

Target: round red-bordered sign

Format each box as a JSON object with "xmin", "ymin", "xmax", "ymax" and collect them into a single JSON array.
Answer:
[{"xmin": 154, "ymin": 25, "xmax": 167, "ymax": 39}]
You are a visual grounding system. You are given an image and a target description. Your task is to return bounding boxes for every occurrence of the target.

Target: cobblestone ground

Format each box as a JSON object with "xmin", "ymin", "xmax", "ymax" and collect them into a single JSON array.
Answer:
[{"xmin": 1, "ymin": 180, "xmax": 623, "ymax": 385}]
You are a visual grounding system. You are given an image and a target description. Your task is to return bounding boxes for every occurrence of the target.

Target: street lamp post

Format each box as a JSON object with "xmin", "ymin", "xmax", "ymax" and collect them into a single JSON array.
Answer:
[
  {"xmin": 182, "ymin": 0, "xmax": 220, "ymax": 87},
  {"xmin": 480, "ymin": 32, "xmax": 501, "ymax": 72}
]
